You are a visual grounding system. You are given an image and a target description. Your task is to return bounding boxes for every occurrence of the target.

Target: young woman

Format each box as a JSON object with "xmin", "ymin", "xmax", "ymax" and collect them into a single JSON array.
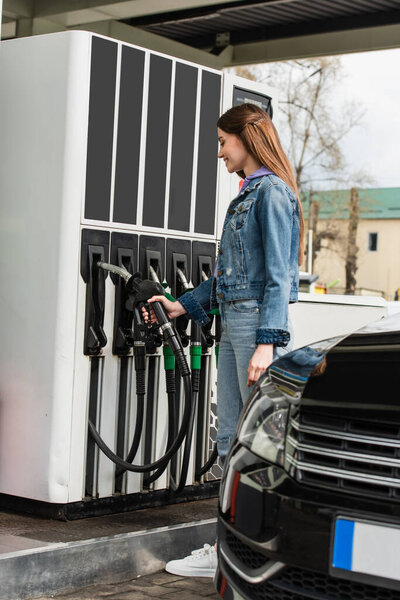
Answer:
[{"xmin": 145, "ymin": 102, "xmax": 304, "ymax": 577}]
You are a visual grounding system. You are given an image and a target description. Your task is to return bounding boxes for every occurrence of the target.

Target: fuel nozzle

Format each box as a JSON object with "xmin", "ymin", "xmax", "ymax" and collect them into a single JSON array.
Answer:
[
  {"xmin": 97, "ymin": 261, "xmax": 164, "ymax": 314},
  {"xmin": 131, "ymin": 277, "xmax": 189, "ymax": 376},
  {"xmin": 97, "ymin": 262, "xmax": 188, "ymax": 376},
  {"xmin": 97, "ymin": 260, "xmax": 132, "ymax": 284}
]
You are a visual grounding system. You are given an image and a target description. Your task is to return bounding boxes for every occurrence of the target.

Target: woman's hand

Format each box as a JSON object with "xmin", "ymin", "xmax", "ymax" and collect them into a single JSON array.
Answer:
[
  {"xmin": 247, "ymin": 344, "xmax": 274, "ymax": 387},
  {"xmin": 141, "ymin": 295, "xmax": 187, "ymax": 324}
]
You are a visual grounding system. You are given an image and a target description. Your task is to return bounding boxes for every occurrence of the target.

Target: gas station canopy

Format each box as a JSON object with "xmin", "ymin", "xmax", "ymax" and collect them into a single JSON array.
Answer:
[{"xmin": 3, "ymin": 0, "xmax": 400, "ymax": 67}]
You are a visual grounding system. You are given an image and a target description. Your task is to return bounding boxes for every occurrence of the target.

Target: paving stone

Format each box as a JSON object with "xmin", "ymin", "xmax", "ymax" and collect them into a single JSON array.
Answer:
[
  {"xmin": 148, "ymin": 571, "xmax": 182, "ymax": 585},
  {"xmin": 125, "ymin": 578, "xmax": 170, "ymax": 590},
  {"xmin": 163, "ymin": 593, "xmax": 216, "ymax": 600},
  {"xmin": 125, "ymin": 585, "xmax": 174, "ymax": 597},
  {"xmin": 34, "ymin": 583, "xmax": 125, "ymax": 599},
  {"xmin": 106, "ymin": 591, "xmax": 159, "ymax": 600},
  {"xmin": 31, "ymin": 570, "xmax": 220, "ymax": 600},
  {"xmin": 164, "ymin": 586, "xmax": 218, "ymax": 598},
  {"xmin": 164, "ymin": 576, "xmax": 216, "ymax": 593}
]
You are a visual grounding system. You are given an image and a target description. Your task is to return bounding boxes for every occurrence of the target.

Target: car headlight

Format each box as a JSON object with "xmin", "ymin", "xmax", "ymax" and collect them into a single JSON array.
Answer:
[
  {"xmin": 237, "ymin": 342, "xmax": 334, "ymax": 466},
  {"xmin": 237, "ymin": 378, "xmax": 289, "ymax": 466}
]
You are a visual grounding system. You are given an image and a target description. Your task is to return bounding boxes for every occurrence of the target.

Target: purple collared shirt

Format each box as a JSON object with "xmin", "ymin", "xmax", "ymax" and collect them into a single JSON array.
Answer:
[
  {"xmin": 240, "ymin": 165, "xmax": 274, "ymax": 192},
  {"xmin": 214, "ymin": 166, "xmax": 274, "ymax": 278}
]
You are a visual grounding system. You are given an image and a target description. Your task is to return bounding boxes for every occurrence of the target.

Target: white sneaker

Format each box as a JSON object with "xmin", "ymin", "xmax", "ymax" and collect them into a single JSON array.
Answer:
[{"xmin": 165, "ymin": 543, "xmax": 217, "ymax": 577}]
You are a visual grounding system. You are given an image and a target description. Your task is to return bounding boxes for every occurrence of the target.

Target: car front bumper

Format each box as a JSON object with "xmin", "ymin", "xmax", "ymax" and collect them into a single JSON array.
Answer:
[{"xmin": 215, "ymin": 443, "xmax": 400, "ymax": 600}]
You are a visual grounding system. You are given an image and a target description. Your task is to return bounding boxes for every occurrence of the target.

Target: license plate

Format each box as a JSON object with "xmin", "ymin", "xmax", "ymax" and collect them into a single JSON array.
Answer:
[{"xmin": 332, "ymin": 517, "xmax": 400, "ymax": 582}]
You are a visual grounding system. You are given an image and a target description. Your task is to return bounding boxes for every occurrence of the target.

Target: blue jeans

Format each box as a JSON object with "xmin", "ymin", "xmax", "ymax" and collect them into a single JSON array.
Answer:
[{"xmin": 217, "ymin": 299, "xmax": 293, "ymax": 458}]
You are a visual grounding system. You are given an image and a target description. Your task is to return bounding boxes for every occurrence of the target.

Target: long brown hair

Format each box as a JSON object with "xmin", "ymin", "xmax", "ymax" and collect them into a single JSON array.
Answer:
[{"xmin": 217, "ymin": 103, "xmax": 304, "ymax": 264}]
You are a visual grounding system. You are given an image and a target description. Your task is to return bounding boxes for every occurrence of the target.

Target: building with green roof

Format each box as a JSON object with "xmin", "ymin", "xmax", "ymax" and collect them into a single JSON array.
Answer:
[
  {"xmin": 301, "ymin": 187, "xmax": 400, "ymax": 300},
  {"xmin": 302, "ymin": 187, "xmax": 400, "ymax": 220}
]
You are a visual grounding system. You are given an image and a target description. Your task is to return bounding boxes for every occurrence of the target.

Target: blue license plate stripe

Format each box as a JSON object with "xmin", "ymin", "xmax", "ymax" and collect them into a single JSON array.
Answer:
[{"xmin": 333, "ymin": 519, "xmax": 355, "ymax": 571}]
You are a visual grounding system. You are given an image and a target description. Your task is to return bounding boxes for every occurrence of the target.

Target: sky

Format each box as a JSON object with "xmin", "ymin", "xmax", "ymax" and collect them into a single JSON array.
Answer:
[{"xmin": 333, "ymin": 48, "xmax": 400, "ymax": 189}]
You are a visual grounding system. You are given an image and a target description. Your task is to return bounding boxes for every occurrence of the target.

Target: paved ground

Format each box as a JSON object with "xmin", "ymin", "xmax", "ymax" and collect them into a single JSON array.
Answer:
[{"xmin": 34, "ymin": 571, "xmax": 220, "ymax": 599}]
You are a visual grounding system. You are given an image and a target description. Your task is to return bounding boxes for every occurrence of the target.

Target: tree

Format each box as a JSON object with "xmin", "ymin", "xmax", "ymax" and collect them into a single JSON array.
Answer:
[
  {"xmin": 307, "ymin": 191, "xmax": 337, "ymax": 268},
  {"xmin": 345, "ymin": 188, "xmax": 360, "ymax": 294},
  {"xmin": 232, "ymin": 59, "xmax": 367, "ymax": 277},
  {"xmin": 235, "ymin": 59, "xmax": 364, "ymax": 191}
]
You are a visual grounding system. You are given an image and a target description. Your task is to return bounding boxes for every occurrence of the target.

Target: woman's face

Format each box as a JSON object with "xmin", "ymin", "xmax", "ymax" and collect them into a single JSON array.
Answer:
[{"xmin": 217, "ymin": 128, "xmax": 250, "ymax": 174}]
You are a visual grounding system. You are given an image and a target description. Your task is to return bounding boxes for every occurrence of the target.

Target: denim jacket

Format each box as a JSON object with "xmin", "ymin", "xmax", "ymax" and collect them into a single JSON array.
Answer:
[{"xmin": 179, "ymin": 174, "xmax": 300, "ymax": 346}]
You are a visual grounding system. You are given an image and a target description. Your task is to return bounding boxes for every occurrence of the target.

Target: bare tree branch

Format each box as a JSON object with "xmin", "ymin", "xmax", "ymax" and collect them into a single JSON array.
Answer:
[{"xmin": 232, "ymin": 57, "xmax": 367, "ymax": 284}]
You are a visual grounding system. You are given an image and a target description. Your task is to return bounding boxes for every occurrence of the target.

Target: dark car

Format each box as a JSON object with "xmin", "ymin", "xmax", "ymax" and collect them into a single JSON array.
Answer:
[{"xmin": 215, "ymin": 313, "xmax": 400, "ymax": 600}]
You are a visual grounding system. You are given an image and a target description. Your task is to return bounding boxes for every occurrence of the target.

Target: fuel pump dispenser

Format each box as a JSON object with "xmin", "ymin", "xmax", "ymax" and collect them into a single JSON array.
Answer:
[
  {"xmin": 0, "ymin": 29, "xmax": 278, "ymax": 517},
  {"xmin": 84, "ymin": 262, "xmax": 220, "ymax": 494}
]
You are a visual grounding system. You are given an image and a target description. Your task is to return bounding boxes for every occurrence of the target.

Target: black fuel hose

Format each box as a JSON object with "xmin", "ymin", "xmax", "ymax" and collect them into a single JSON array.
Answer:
[
  {"xmin": 152, "ymin": 293, "xmax": 218, "ymax": 485},
  {"xmin": 115, "ymin": 344, "xmax": 146, "ymax": 478},
  {"xmin": 171, "ymin": 381, "xmax": 199, "ymax": 493},
  {"xmin": 88, "ymin": 371, "xmax": 191, "ymax": 473},
  {"xmin": 145, "ymin": 369, "xmax": 176, "ymax": 485},
  {"xmin": 118, "ymin": 391, "xmax": 144, "ymax": 470},
  {"xmin": 171, "ymin": 321, "xmax": 202, "ymax": 493},
  {"xmin": 195, "ymin": 312, "xmax": 221, "ymax": 479},
  {"xmin": 196, "ymin": 444, "xmax": 219, "ymax": 479}
]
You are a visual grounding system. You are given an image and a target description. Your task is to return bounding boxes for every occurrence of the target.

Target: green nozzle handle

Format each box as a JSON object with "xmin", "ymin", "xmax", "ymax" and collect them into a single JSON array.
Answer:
[
  {"xmin": 215, "ymin": 344, "xmax": 220, "ymax": 369},
  {"xmin": 190, "ymin": 345, "xmax": 202, "ymax": 371},
  {"xmin": 163, "ymin": 344, "xmax": 175, "ymax": 371}
]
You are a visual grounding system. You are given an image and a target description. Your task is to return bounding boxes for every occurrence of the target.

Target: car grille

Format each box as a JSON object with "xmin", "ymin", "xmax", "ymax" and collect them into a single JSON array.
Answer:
[
  {"xmin": 232, "ymin": 565, "xmax": 400, "ymax": 600},
  {"xmin": 225, "ymin": 529, "xmax": 267, "ymax": 569},
  {"xmin": 286, "ymin": 409, "xmax": 400, "ymax": 500}
]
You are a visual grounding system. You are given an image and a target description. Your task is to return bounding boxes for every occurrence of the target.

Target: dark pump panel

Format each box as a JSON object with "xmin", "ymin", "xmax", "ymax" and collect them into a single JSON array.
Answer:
[
  {"xmin": 168, "ymin": 63, "xmax": 198, "ymax": 232},
  {"xmin": 166, "ymin": 238, "xmax": 191, "ymax": 349},
  {"xmin": 142, "ymin": 55, "xmax": 172, "ymax": 228},
  {"xmin": 192, "ymin": 241, "xmax": 215, "ymax": 287},
  {"xmin": 139, "ymin": 236, "xmax": 165, "ymax": 283},
  {"xmin": 85, "ymin": 37, "xmax": 118, "ymax": 221},
  {"xmin": 110, "ymin": 232, "xmax": 138, "ymax": 355},
  {"xmin": 233, "ymin": 87, "xmax": 273, "ymax": 118},
  {"xmin": 166, "ymin": 238, "xmax": 191, "ymax": 298},
  {"xmin": 81, "ymin": 229, "xmax": 110, "ymax": 355},
  {"xmin": 194, "ymin": 71, "xmax": 221, "ymax": 235},
  {"xmin": 113, "ymin": 46, "xmax": 145, "ymax": 225}
]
